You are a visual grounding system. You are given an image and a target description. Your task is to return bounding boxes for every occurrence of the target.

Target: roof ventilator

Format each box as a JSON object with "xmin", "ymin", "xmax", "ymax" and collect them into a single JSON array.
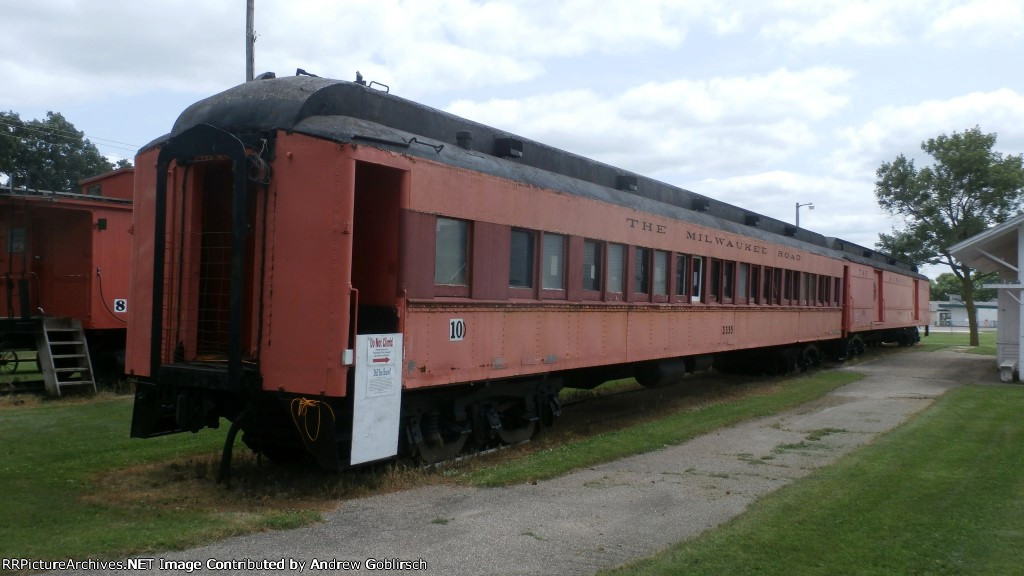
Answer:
[
  {"xmin": 456, "ymin": 131, "xmax": 473, "ymax": 150},
  {"xmin": 616, "ymin": 175, "xmax": 638, "ymax": 191},
  {"xmin": 494, "ymin": 137, "xmax": 523, "ymax": 159},
  {"xmin": 784, "ymin": 225, "xmax": 798, "ymax": 237},
  {"xmin": 745, "ymin": 214, "xmax": 761, "ymax": 227},
  {"xmin": 692, "ymin": 198, "xmax": 710, "ymax": 212}
]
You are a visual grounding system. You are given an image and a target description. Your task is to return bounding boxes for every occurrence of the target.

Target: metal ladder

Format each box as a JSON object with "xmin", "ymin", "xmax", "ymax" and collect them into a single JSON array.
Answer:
[{"xmin": 36, "ymin": 317, "xmax": 97, "ymax": 396}]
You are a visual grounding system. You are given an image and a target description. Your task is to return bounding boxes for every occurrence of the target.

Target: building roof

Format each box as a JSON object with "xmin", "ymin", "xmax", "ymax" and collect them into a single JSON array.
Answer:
[{"xmin": 948, "ymin": 213, "xmax": 1024, "ymax": 279}]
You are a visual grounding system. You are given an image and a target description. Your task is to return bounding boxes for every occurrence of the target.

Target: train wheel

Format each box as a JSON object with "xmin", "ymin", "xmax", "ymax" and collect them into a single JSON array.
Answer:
[
  {"xmin": 800, "ymin": 344, "xmax": 822, "ymax": 369},
  {"xmin": 0, "ymin": 345, "xmax": 18, "ymax": 375},
  {"xmin": 415, "ymin": 432, "xmax": 469, "ymax": 465},
  {"xmin": 409, "ymin": 413, "xmax": 470, "ymax": 465},
  {"xmin": 850, "ymin": 335, "xmax": 866, "ymax": 356},
  {"xmin": 497, "ymin": 420, "xmax": 537, "ymax": 445}
]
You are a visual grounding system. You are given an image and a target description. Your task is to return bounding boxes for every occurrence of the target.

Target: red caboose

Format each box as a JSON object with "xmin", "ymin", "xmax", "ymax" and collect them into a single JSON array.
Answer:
[{"xmin": 0, "ymin": 168, "xmax": 133, "ymax": 394}]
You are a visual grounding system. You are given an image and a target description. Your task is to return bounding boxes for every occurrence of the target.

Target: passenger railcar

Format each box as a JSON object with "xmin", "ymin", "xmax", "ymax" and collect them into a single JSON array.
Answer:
[{"xmin": 126, "ymin": 74, "xmax": 927, "ymax": 469}]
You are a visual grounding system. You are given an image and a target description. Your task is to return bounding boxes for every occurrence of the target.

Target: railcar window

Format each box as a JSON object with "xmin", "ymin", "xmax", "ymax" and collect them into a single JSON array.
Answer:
[
  {"xmin": 833, "ymin": 277, "xmax": 841, "ymax": 307},
  {"xmin": 634, "ymin": 247, "xmax": 651, "ymax": 294},
  {"xmin": 818, "ymin": 276, "xmax": 829, "ymax": 306},
  {"xmin": 583, "ymin": 240, "xmax": 602, "ymax": 291},
  {"xmin": 723, "ymin": 261, "xmax": 735, "ymax": 302},
  {"xmin": 805, "ymin": 273, "xmax": 815, "ymax": 306},
  {"xmin": 749, "ymin": 265, "xmax": 760, "ymax": 304},
  {"xmin": 737, "ymin": 263, "xmax": 749, "ymax": 304},
  {"xmin": 709, "ymin": 259, "xmax": 721, "ymax": 303},
  {"xmin": 653, "ymin": 250, "xmax": 668, "ymax": 296},
  {"xmin": 509, "ymin": 228, "xmax": 535, "ymax": 288},
  {"xmin": 691, "ymin": 256, "xmax": 703, "ymax": 302},
  {"xmin": 675, "ymin": 254, "xmax": 688, "ymax": 299},
  {"xmin": 607, "ymin": 243, "xmax": 625, "ymax": 293},
  {"xmin": 435, "ymin": 217, "xmax": 468, "ymax": 286},
  {"xmin": 542, "ymin": 233, "xmax": 566, "ymax": 290},
  {"xmin": 772, "ymin": 268, "xmax": 783, "ymax": 305}
]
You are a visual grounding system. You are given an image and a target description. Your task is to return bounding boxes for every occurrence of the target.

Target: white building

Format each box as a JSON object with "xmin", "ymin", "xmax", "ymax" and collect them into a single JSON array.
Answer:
[
  {"xmin": 948, "ymin": 214, "xmax": 1024, "ymax": 382},
  {"xmin": 929, "ymin": 296, "xmax": 999, "ymax": 328}
]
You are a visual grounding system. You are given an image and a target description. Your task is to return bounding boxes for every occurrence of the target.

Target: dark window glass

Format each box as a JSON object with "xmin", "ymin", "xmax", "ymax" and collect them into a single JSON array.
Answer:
[
  {"xmin": 509, "ymin": 228, "xmax": 534, "ymax": 288},
  {"xmin": 583, "ymin": 240, "xmax": 602, "ymax": 291}
]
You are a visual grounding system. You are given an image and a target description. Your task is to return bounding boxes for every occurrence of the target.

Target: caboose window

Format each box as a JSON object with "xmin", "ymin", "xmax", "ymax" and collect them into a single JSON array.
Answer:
[
  {"xmin": 542, "ymin": 233, "xmax": 565, "ymax": 290},
  {"xmin": 509, "ymin": 228, "xmax": 535, "ymax": 288},
  {"xmin": 607, "ymin": 244, "xmax": 625, "ymax": 294},
  {"xmin": 634, "ymin": 247, "xmax": 651, "ymax": 294},
  {"xmin": 435, "ymin": 217, "xmax": 469, "ymax": 286},
  {"xmin": 583, "ymin": 240, "xmax": 602, "ymax": 292}
]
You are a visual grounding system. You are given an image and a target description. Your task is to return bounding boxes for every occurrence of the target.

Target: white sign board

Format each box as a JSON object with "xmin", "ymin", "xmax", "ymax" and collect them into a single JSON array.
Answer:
[{"xmin": 351, "ymin": 333, "xmax": 403, "ymax": 465}]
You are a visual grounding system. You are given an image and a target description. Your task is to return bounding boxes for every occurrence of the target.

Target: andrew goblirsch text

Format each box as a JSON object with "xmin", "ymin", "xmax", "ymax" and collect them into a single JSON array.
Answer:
[{"xmin": 3, "ymin": 557, "xmax": 428, "ymax": 572}]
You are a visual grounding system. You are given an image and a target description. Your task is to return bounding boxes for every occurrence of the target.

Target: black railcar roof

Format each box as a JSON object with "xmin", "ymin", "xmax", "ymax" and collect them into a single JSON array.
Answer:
[{"xmin": 161, "ymin": 75, "xmax": 923, "ymax": 278}]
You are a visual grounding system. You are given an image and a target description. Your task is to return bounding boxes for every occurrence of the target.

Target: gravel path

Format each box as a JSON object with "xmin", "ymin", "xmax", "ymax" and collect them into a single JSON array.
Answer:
[{"xmin": 56, "ymin": 348, "xmax": 994, "ymax": 576}]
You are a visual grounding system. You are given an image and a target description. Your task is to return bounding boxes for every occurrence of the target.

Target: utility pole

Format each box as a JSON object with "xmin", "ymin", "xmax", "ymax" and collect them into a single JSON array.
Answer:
[{"xmin": 246, "ymin": 0, "xmax": 255, "ymax": 82}]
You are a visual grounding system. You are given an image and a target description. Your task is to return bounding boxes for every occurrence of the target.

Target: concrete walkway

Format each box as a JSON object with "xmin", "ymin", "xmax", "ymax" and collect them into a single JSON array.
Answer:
[{"xmin": 62, "ymin": 348, "xmax": 996, "ymax": 576}]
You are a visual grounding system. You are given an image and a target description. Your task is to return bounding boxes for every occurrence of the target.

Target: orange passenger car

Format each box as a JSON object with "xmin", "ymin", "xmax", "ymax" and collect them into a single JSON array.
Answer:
[{"xmin": 125, "ymin": 76, "xmax": 927, "ymax": 469}]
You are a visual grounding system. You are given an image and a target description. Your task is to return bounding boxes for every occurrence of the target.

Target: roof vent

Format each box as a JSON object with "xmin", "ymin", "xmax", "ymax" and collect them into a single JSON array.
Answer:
[
  {"xmin": 862, "ymin": 249, "xmax": 873, "ymax": 258},
  {"xmin": 456, "ymin": 131, "xmax": 473, "ymax": 150},
  {"xmin": 784, "ymin": 225, "xmax": 798, "ymax": 237},
  {"xmin": 692, "ymin": 198, "xmax": 710, "ymax": 212},
  {"xmin": 616, "ymin": 175, "xmax": 638, "ymax": 191},
  {"xmin": 494, "ymin": 137, "xmax": 523, "ymax": 158},
  {"xmin": 887, "ymin": 257, "xmax": 897, "ymax": 265},
  {"xmin": 745, "ymin": 214, "xmax": 761, "ymax": 227}
]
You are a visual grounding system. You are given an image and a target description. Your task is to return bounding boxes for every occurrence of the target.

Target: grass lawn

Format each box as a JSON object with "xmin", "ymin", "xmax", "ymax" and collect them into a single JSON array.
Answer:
[
  {"xmin": 918, "ymin": 329, "xmax": 997, "ymax": 354},
  {"xmin": 602, "ymin": 383, "xmax": 1024, "ymax": 576},
  {"xmin": 0, "ymin": 396, "xmax": 318, "ymax": 562}
]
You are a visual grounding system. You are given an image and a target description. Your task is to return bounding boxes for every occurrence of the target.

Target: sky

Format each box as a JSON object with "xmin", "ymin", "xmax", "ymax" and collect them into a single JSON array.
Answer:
[{"xmin": 2, "ymin": 0, "xmax": 1023, "ymax": 279}]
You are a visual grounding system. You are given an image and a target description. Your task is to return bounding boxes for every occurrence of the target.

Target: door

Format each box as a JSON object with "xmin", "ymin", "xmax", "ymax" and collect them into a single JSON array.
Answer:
[{"xmin": 350, "ymin": 161, "xmax": 406, "ymax": 335}]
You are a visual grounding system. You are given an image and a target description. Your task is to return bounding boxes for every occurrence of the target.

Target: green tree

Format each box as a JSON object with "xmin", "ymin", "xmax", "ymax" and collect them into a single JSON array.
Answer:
[
  {"xmin": 876, "ymin": 126, "xmax": 1024, "ymax": 345},
  {"xmin": 929, "ymin": 272, "xmax": 996, "ymax": 302},
  {"xmin": 0, "ymin": 111, "xmax": 114, "ymax": 192}
]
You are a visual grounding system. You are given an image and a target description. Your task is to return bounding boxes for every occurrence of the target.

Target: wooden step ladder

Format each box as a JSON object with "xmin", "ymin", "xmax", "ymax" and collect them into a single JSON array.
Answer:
[{"xmin": 36, "ymin": 317, "xmax": 97, "ymax": 396}]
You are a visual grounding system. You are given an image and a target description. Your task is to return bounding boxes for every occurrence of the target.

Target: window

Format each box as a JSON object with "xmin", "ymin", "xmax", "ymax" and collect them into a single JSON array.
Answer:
[
  {"xmin": 749, "ymin": 265, "xmax": 760, "ymax": 304},
  {"xmin": 542, "ymin": 233, "xmax": 565, "ymax": 291},
  {"xmin": 607, "ymin": 244, "xmax": 625, "ymax": 294},
  {"xmin": 653, "ymin": 250, "xmax": 668, "ymax": 296},
  {"xmin": 691, "ymin": 256, "xmax": 703, "ymax": 302},
  {"xmin": 509, "ymin": 228, "xmax": 535, "ymax": 288},
  {"xmin": 675, "ymin": 254, "xmax": 688, "ymax": 299},
  {"xmin": 833, "ymin": 277, "xmax": 842, "ymax": 307},
  {"xmin": 737, "ymin": 263, "xmax": 749, "ymax": 304},
  {"xmin": 709, "ymin": 259, "xmax": 721, "ymax": 302},
  {"xmin": 634, "ymin": 247, "xmax": 650, "ymax": 294},
  {"xmin": 583, "ymin": 240, "xmax": 602, "ymax": 292},
  {"xmin": 723, "ymin": 261, "xmax": 735, "ymax": 302},
  {"xmin": 435, "ymin": 218, "xmax": 468, "ymax": 285}
]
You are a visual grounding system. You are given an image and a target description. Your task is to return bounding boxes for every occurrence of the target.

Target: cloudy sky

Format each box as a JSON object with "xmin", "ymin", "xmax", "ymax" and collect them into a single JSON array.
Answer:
[{"xmin": 3, "ymin": 0, "xmax": 1023, "ymax": 277}]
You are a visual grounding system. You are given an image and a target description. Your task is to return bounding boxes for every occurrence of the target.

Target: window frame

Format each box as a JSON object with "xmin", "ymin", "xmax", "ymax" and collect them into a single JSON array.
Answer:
[
  {"xmin": 540, "ymin": 232, "xmax": 567, "ymax": 300},
  {"xmin": 434, "ymin": 217, "xmax": 471, "ymax": 297}
]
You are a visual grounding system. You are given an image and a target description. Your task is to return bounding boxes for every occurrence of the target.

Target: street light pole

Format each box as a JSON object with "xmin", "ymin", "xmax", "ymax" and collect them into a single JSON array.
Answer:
[{"xmin": 795, "ymin": 202, "xmax": 814, "ymax": 228}]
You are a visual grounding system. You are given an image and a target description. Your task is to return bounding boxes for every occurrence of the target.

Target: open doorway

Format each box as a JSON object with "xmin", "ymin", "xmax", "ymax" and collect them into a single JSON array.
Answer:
[{"xmin": 351, "ymin": 161, "xmax": 406, "ymax": 335}]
